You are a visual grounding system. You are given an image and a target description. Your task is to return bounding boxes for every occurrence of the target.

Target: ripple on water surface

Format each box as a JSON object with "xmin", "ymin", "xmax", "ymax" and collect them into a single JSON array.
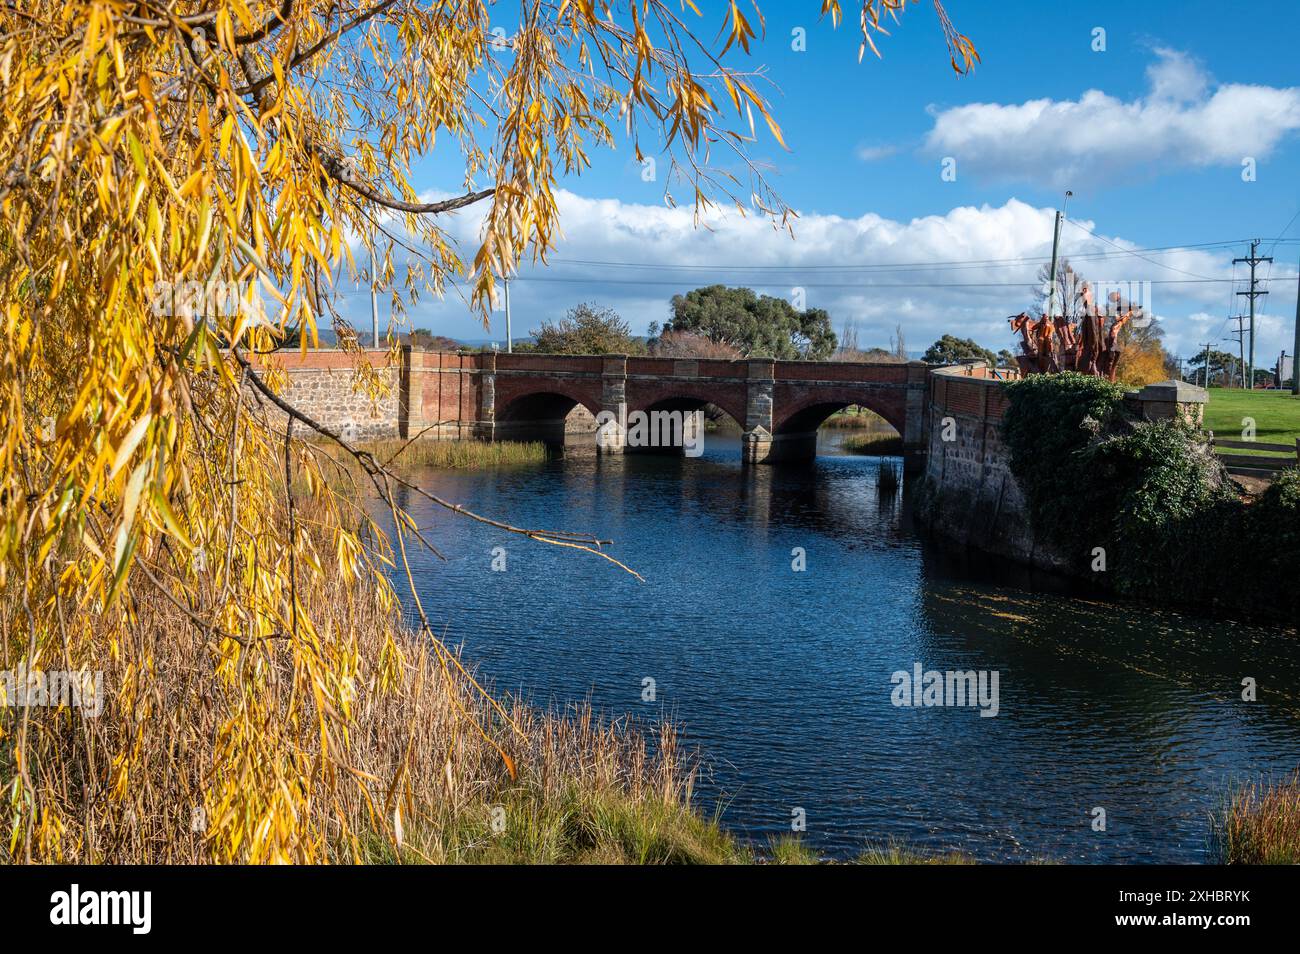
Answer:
[{"xmin": 385, "ymin": 433, "xmax": 1300, "ymax": 862}]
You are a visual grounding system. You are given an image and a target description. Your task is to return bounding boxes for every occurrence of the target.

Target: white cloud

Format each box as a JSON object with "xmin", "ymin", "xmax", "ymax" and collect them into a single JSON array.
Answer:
[
  {"xmin": 1146, "ymin": 48, "xmax": 1208, "ymax": 103},
  {"xmin": 352, "ymin": 188, "xmax": 1295, "ymax": 364},
  {"xmin": 856, "ymin": 144, "xmax": 900, "ymax": 162},
  {"xmin": 922, "ymin": 49, "xmax": 1300, "ymax": 186}
]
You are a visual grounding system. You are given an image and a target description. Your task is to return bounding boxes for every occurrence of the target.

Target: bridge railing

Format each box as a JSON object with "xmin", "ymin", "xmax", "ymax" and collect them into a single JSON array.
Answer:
[{"xmin": 938, "ymin": 362, "xmax": 1021, "ymax": 381}]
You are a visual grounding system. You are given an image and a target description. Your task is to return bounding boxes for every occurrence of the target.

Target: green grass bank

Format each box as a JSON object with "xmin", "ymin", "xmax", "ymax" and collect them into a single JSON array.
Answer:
[{"xmin": 1204, "ymin": 388, "xmax": 1300, "ymax": 458}]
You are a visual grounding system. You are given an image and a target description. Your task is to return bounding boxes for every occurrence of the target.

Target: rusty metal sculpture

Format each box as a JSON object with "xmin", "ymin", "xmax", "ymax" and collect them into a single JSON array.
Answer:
[{"xmin": 1008, "ymin": 283, "xmax": 1139, "ymax": 381}]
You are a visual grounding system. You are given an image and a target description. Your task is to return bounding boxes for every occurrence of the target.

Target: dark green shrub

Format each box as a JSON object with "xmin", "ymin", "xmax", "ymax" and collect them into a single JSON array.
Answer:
[
  {"xmin": 1000, "ymin": 373, "xmax": 1294, "ymax": 621},
  {"xmin": 1239, "ymin": 469, "xmax": 1300, "ymax": 620},
  {"xmin": 1002, "ymin": 373, "xmax": 1126, "ymax": 564},
  {"xmin": 1084, "ymin": 420, "xmax": 1234, "ymax": 599}
]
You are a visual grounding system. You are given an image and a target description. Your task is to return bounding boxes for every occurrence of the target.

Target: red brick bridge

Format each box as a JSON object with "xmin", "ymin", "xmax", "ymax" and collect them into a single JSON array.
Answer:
[{"xmin": 271, "ymin": 349, "xmax": 929, "ymax": 466}]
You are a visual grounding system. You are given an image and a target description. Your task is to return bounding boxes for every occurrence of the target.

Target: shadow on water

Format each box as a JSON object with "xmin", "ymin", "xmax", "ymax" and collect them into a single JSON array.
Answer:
[{"xmin": 379, "ymin": 429, "xmax": 1300, "ymax": 862}]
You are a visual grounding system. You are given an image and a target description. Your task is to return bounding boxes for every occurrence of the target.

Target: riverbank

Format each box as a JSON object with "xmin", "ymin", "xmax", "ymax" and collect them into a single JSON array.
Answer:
[
  {"xmin": 1212, "ymin": 774, "xmax": 1300, "ymax": 864},
  {"xmin": 1211, "ymin": 779, "xmax": 1300, "ymax": 868}
]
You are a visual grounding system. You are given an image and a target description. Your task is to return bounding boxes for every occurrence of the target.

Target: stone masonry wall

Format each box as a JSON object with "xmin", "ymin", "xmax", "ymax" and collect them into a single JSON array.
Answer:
[
  {"xmin": 917, "ymin": 367, "xmax": 1068, "ymax": 571},
  {"xmin": 252, "ymin": 349, "xmax": 405, "ymax": 441}
]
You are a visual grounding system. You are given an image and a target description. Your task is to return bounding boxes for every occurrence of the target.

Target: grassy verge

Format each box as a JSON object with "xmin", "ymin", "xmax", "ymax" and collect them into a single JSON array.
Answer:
[
  {"xmin": 1205, "ymin": 388, "xmax": 1300, "ymax": 458},
  {"xmin": 766, "ymin": 836, "xmax": 977, "ymax": 865},
  {"xmin": 1212, "ymin": 775, "xmax": 1300, "ymax": 864},
  {"xmin": 361, "ymin": 781, "xmax": 746, "ymax": 864}
]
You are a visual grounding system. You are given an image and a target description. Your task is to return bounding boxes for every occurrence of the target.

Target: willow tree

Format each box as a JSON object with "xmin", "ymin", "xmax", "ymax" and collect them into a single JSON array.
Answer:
[{"xmin": 0, "ymin": 1, "xmax": 976, "ymax": 862}]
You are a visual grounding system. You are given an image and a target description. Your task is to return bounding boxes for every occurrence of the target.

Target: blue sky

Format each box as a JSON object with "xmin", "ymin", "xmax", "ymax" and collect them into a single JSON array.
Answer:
[{"xmin": 355, "ymin": 0, "xmax": 1300, "ymax": 366}]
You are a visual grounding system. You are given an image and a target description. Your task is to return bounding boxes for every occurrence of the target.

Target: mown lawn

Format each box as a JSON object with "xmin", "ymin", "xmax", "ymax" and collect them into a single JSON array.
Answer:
[{"xmin": 1204, "ymin": 388, "xmax": 1300, "ymax": 457}]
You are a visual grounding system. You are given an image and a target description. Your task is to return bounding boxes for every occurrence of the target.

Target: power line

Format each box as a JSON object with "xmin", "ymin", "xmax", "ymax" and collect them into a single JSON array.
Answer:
[
  {"xmin": 468, "ymin": 276, "xmax": 1235, "ymax": 289},
  {"xmin": 1267, "ymin": 207, "xmax": 1300, "ymax": 258},
  {"xmin": 331, "ymin": 275, "xmax": 1238, "ymax": 295},
  {"xmin": 548, "ymin": 238, "xmax": 1293, "ymax": 274},
  {"xmin": 1064, "ymin": 218, "xmax": 1220, "ymax": 280}
]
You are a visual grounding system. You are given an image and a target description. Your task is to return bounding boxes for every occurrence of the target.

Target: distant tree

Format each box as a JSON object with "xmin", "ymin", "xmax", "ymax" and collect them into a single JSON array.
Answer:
[
  {"xmin": 651, "ymin": 329, "xmax": 742, "ymax": 359},
  {"xmin": 838, "ymin": 318, "xmax": 861, "ymax": 356},
  {"xmin": 833, "ymin": 320, "xmax": 906, "ymax": 362},
  {"xmin": 890, "ymin": 323, "xmax": 909, "ymax": 360},
  {"xmin": 997, "ymin": 348, "xmax": 1016, "ymax": 367},
  {"xmin": 665, "ymin": 285, "xmax": 837, "ymax": 360},
  {"xmin": 1187, "ymin": 348, "xmax": 1238, "ymax": 386},
  {"xmin": 1031, "ymin": 258, "xmax": 1088, "ymax": 317},
  {"xmin": 835, "ymin": 345, "xmax": 904, "ymax": 363},
  {"xmin": 1115, "ymin": 343, "xmax": 1169, "ymax": 387},
  {"xmin": 531, "ymin": 303, "xmax": 645, "ymax": 355},
  {"xmin": 924, "ymin": 335, "xmax": 997, "ymax": 366},
  {"xmin": 403, "ymin": 329, "xmax": 463, "ymax": 350}
]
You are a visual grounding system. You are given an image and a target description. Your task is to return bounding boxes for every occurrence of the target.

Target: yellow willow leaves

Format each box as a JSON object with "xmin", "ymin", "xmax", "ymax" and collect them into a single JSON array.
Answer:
[{"xmin": 0, "ymin": 0, "xmax": 972, "ymax": 863}]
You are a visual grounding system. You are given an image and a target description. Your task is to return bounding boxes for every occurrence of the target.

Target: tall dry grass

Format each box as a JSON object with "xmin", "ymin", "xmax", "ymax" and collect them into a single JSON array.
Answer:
[
  {"xmin": 841, "ymin": 433, "xmax": 904, "ymax": 456},
  {"xmin": 821, "ymin": 407, "xmax": 894, "ymax": 430},
  {"xmin": 1212, "ymin": 775, "xmax": 1300, "ymax": 864},
  {"xmin": 360, "ymin": 438, "xmax": 548, "ymax": 469},
  {"xmin": 0, "ymin": 497, "xmax": 734, "ymax": 864}
]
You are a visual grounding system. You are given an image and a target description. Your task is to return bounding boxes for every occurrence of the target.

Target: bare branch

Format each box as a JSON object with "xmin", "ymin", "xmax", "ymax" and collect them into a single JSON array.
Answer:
[{"xmin": 320, "ymin": 152, "xmax": 495, "ymax": 214}]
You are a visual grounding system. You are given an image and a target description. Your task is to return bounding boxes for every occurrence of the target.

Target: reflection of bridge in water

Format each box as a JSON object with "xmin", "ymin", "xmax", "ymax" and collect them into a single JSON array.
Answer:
[{"xmin": 269, "ymin": 349, "xmax": 929, "ymax": 467}]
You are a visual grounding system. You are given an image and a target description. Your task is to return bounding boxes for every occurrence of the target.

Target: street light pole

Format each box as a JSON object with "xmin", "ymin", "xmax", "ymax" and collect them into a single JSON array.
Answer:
[
  {"xmin": 369, "ymin": 245, "xmax": 379, "ymax": 350},
  {"xmin": 504, "ymin": 276, "xmax": 513, "ymax": 353}
]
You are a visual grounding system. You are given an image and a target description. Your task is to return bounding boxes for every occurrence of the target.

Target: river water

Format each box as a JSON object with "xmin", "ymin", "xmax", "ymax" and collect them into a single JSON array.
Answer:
[{"xmin": 388, "ymin": 430, "xmax": 1300, "ymax": 862}]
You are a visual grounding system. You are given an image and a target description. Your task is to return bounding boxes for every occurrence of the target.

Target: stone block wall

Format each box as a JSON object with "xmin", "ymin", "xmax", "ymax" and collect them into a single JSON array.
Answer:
[
  {"xmin": 917, "ymin": 368, "xmax": 1068, "ymax": 571},
  {"xmin": 917, "ymin": 370, "xmax": 1216, "ymax": 576},
  {"xmin": 254, "ymin": 349, "xmax": 404, "ymax": 441}
]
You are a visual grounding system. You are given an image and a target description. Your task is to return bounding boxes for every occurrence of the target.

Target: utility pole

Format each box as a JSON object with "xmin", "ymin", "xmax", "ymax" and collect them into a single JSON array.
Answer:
[
  {"xmin": 1047, "ymin": 211, "xmax": 1063, "ymax": 317},
  {"xmin": 369, "ymin": 249, "xmax": 380, "ymax": 349},
  {"xmin": 1045, "ymin": 191, "xmax": 1071, "ymax": 317},
  {"xmin": 1199, "ymin": 341, "xmax": 1215, "ymax": 388},
  {"xmin": 1234, "ymin": 240, "xmax": 1272, "ymax": 389},
  {"xmin": 503, "ymin": 277, "xmax": 513, "ymax": 353},
  {"xmin": 1293, "ymin": 255, "xmax": 1300, "ymax": 395},
  {"xmin": 1228, "ymin": 316, "xmax": 1248, "ymax": 387}
]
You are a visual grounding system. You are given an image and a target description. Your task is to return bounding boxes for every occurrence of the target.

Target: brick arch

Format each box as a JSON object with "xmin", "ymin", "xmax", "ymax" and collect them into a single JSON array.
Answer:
[
  {"xmin": 625, "ymin": 382, "xmax": 748, "ymax": 431},
  {"xmin": 772, "ymin": 389, "xmax": 907, "ymax": 437},
  {"xmin": 494, "ymin": 380, "xmax": 602, "ymax": 420}
]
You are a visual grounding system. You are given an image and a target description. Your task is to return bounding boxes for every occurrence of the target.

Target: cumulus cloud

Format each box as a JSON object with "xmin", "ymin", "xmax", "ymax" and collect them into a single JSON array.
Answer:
[
  {"xmin": 923, "ymin": 49, "xmax": 1300, "ymax": 186},
  {"xmin": 354, "ymin": 188, "xmax": 1283, "ymax": 363}
]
